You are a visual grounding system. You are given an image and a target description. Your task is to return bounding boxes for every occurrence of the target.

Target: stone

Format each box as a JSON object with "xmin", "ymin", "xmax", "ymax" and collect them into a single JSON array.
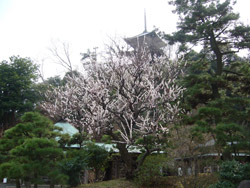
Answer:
[{"xmin": 238, "ymin": 180, "xmax": 250, "ymax": 188}]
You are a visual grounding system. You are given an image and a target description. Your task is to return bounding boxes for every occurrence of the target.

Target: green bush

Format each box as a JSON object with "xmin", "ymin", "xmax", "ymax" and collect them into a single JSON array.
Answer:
[
  {"xmin": 60, "ymin": 149, "xmax": 89, "ymax": 187},
  {"xmin": 135, "ymin": 154, "xmax": 168, "ymax": 186},
  {"xmin": 84, "ymin": 143, "xmax": 109, "ymax": 181},
  {"xmin": 210, "ymin": 181, "xmax": 235, "ymax": 188},
  {"xmin": 180, "ymin": 173, "xmax": 218, "ymax": 188},
  {"xmin": 210, "ymin": 160, "xmax": 250, "ymax": 188},
  {"xmin": 60, "ymin": 143, "xmax": 109, "ymax": 186}
]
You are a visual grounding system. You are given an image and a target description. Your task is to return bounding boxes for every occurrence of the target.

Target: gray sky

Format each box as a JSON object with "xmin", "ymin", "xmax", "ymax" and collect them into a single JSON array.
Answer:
[{"xmin": 0, "ymin": 0, "xmax": 249, "ymax": 78}]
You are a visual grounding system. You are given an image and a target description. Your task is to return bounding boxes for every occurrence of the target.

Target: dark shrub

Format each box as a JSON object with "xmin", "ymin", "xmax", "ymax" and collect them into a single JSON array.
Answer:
[{"xmin": 210, "ymin": 160, "xmax": 250, "ymax": 188}]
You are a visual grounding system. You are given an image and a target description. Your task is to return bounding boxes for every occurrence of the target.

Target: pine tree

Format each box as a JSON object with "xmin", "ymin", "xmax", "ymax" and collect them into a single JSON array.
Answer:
[
  {"xmin": 166, "ymin": 0, "xmax": 250, "ymax": 159},
  {"xmin": 0, "ymin": 112, "xmax": 67, "ymax": 188}
]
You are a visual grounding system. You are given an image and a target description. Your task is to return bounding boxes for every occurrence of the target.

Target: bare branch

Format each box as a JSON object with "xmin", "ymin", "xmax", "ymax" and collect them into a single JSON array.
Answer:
[{"xmin": 49, "ymin": 40, "xmax": 73, "ymax": 73}]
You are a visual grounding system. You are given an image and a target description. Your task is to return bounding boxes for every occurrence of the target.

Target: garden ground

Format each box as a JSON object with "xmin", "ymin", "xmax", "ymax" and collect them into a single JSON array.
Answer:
[
  {"xmin": 78, "ymin": 174, "xmax": 218, "ymax": 188},
  {"xmin": 78, "ymin": 178, "xmax": 184, "ymax": 188}
]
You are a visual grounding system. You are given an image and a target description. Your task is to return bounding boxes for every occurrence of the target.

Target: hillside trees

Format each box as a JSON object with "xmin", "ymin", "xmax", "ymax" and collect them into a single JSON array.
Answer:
[
  {"xmin": 41, "ymin": 44, "xmax": 185, "ymax": 178},
  {"xmin": 0, "ymin": 56, "xmax": 38, "ymax": 135},
  {"xmin": 166, "ymin": 0, "xmax": 250, "ymax": 159}
]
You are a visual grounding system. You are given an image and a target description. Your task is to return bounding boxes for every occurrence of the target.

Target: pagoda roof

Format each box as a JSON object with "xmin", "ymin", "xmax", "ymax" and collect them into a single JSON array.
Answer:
[{"xmin": 124, "ymin": 30, "xmax": 166, "ymax": 50}]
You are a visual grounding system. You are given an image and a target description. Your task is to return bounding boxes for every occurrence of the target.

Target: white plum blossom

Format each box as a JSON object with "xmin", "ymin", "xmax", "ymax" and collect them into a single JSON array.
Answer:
[{"xmin": 41, "ymin": 45, "xmax": 185, "ymax": 145}]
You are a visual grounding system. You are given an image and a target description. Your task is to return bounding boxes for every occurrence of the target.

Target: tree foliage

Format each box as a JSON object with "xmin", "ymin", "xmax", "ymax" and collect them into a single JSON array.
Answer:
[
  {"xmin": 135, "ymin": 154, "xmax": 168, "ymax": 186},
  {"xmin": 210, "ymin": 160, "xmax": 250, "ymax": 188},
  {"xmin": 60, "ymin": 142, "xmax": 109, "ymax": 186},
  {"xmin": 166, "ymin": 0, "xmax": 250, "ymax": 98},
  {"xmin": 167, "ymin": 0, "xmax": 250, "ymax": 158},
  {"xmin": 0, "ymin": 56, "xmax": 38, "ymax": 134},
  {"xmin": 0, "ymin": 112, "xmax": 67, "ymax": 188},
  {"xmin": 60, "ymin": 149, "xmax": 89, "ymax": 187},
  {"xmin": 84, "ymin": 142, "xmax": 109, "ymax": 181}
]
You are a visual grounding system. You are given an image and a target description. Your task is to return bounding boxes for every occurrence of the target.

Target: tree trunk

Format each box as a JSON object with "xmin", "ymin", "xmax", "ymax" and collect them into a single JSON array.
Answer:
[
  {"xmin": 1, "ymin": 111, "xmax": 16, "ymax": 135},
  {"xmin": 194, "ymin": 157, "xmax": 199, "ymax": 177},
  {"xmin": 95, "ymin": 168, "xmax": 99, "ymax": 182},
  {"xmin": 209, "ymin": 30, "xmax": 223, "ymax": 99},
  {"xmin": 16, "ymin": 179, "xmax": 21, "ymax": 188},
  {"xmin": 24, "ymin": 181, "xmax": 31, "ymax": 188},
  {"xmin": 103, "ymin": 162, "xmax": 112, "ymax": 181},
  {"xmin": 116, "ymin": 143, "xmax": 135, "ymax": 179},
  {"xmin": 134, "ymin": 150, "xmax": 150, "ymax": 175},
  {"xmin": 137, "ymin": 151, "xmax": 149, "ymax": 169},
  {"xmin": 83, "ymin": 170, "xmax": 89, "ymax": 184},
  {"xmin": 50, "ymin": 183, "xmax": 55, "ymax": 188}
]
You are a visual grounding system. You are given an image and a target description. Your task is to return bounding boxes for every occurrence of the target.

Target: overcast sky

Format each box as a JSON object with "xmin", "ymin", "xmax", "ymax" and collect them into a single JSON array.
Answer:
[{"xmin": 0, "ymin": 0, "xmax": 249, "ymax": 78}]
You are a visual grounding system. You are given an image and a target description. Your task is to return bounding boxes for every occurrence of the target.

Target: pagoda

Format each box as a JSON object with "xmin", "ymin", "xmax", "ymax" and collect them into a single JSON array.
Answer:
[{"xmin": 124, "ymin": 10, "xmax": 166, "ymax": 55}]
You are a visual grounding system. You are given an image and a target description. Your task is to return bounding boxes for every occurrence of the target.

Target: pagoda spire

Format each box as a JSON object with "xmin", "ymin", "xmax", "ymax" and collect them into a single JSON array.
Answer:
[
  {"xmin": 144, "ymin": 9, "xmax": 147, "ymax": 33},
  {"xmin": 124, "ymin": 9, "xmax": 166, "ymax": 53}
]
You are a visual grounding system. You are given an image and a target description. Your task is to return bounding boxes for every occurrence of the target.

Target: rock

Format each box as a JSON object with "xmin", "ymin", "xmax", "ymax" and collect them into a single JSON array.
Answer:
[{"xmin": 238, "ymin": 180, "xmax": 250, "ymax": 188}]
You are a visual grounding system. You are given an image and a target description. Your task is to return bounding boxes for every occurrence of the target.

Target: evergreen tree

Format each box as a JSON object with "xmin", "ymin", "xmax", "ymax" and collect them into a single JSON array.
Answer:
[
  {"xmin": 0, "ymin": 112, "xmax": 67, "ymax": 188},
  {"xmin": 166, "ymin": 0, "xmax": 250, "ymax": 159},
  {"xmin": 0, "ymin": 56, "xmax": 38, "ymax": 134}
]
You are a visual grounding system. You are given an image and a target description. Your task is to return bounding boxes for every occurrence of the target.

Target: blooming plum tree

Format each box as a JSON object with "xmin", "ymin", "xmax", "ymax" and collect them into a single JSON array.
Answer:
[{"xmin": 41, "ymin": 44, "xmax": 185, "ymax": 178}]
